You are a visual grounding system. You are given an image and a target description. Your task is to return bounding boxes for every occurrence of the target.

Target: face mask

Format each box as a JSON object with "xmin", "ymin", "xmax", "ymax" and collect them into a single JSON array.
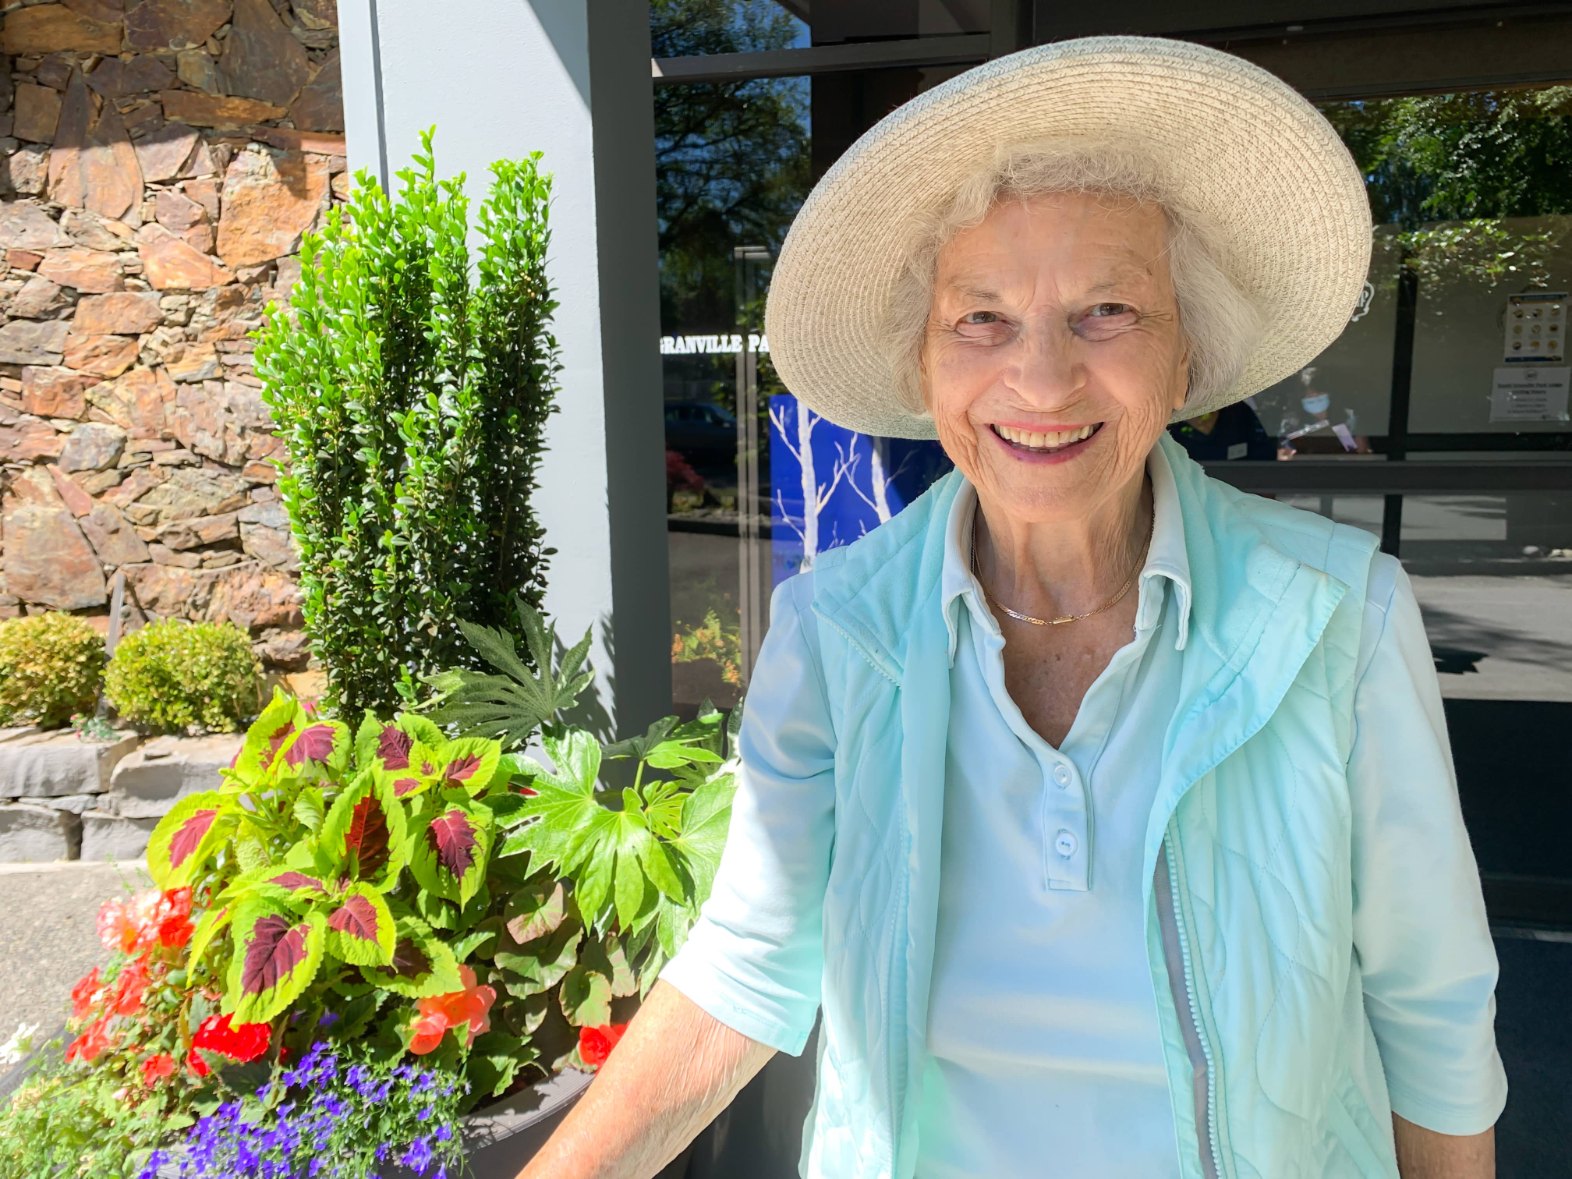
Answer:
[{"xmin": 1301, "ymin": 392, "xmax": 1331, "ymax": 416}]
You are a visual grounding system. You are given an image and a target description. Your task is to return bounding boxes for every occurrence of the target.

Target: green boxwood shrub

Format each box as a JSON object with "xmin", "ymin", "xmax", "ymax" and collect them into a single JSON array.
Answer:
[
  {"xmin": 105, "ymin": 620, "xmax": 263, "ymax": 735},
  {"xmin": 0, "ymin": 612, "xmax": 106, "ymax": 728},
  {"xmin": 256, "ymin": 129, "xmax": 560, "ymax": 717}
]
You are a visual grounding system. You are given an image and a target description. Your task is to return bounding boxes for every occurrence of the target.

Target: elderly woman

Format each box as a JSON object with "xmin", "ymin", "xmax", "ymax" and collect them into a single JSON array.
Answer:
[{"xmin": 522, "ymin": 36, "xmax": 1506, "ymax": 1179}]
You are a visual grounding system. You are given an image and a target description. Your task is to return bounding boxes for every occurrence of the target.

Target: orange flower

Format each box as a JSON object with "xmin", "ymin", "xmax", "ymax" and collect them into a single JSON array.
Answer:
[
  {"xmin": 70, "ymin": 968, "xmax": 103, "ymax": 1022},
  {"xmin": 96, "ymin": 888, "xmax": 194, "ymax": 956},
  {"xmin": 408, "ymin": 965, "xmax": 496, "ymax": 1055},
  {"xmin": 65, "ymin": 1019, "xmax": 113, "ymax": 1064},
  {"xmin": 578, "ymin": 1022, "xmax": 628, "ymax": 1069},
  {"xmin": 106, "ymin": 959, "xmax": 151, "ymax": 1018},
  {"xmin": 141, "ymin": 1053, "xmax": 176, "ymax": 1086}
]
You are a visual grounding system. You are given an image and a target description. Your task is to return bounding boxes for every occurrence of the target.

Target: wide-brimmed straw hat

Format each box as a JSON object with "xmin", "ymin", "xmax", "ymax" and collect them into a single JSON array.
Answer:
[{"xmin": 763, "ymin": 36, "xmax": 1373, "ymax": 439}]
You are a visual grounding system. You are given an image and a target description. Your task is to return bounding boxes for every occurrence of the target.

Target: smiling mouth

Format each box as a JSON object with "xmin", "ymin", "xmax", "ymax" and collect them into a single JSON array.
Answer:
[{"xmin": 990, "ymin": 422, "xmax": 1102, "ymax": 453}]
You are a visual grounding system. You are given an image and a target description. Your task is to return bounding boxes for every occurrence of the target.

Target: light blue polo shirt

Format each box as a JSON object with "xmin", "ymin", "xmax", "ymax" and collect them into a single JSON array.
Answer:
[{"xmin": 915, "ymin": 446, "xmax": 1190, "ymax": 1178}]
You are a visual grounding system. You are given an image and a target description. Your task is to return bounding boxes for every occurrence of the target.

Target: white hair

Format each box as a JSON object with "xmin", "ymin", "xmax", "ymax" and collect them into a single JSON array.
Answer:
[{"xmin": 883, "ymin": 139, "xmax": 1264, "ymax": 416}]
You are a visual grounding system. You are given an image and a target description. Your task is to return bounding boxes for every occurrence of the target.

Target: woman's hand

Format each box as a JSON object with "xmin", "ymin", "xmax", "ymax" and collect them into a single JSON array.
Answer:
[
  {"xmin": 1393, "ymin": 1114, "xmax": 1495, "ymax": 1178},
  {"xmin": 515, "ymin": 981, "xmax": 775, "ymax": 1179}
]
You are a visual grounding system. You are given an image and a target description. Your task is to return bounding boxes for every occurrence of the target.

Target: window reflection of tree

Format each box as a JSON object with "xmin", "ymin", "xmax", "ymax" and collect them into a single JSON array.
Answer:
[{"xmin": 1325, "ymin": 88, "xmax": 1572, "ymax": 290}]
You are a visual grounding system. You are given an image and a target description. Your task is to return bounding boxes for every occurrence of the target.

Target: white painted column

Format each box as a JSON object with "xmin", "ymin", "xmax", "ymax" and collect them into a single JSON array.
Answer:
[{"xmin": 338, "ymin": 0, "xmax": 671, "ymax": 737}]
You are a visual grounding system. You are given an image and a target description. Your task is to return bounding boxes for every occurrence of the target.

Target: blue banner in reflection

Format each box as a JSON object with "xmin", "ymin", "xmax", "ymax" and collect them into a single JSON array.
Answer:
[{"xmin": 768, "ymin": 392, "xmax": 951, "ymax": 585}]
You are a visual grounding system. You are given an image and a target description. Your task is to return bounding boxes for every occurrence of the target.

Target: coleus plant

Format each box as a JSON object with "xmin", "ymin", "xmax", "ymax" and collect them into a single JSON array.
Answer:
[{"xmin": 145, "ymin": 691, "xmax": 519, "ymax": 1034}]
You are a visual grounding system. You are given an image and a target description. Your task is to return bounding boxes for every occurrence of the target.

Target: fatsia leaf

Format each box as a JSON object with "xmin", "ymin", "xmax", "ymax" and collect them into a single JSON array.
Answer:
[
  {"xmin": 226, "ymin": 903, "xmax": 326, "ymax": 1024},
  {"xmin": 409, "ymin": 796, "xmax": 494, "ymax": 905},
  {"xmin": 602, "ymin": 715, "xmax": 677, "ymax": 763},
  {"xmin": 318, "ymin": 772, "xmax": 408, "ymax": 884},
  {"xmin": 324, "ymin": 884, "xmax": 396, "ymax": 967},
  {"xmin": 668, "ymin": 771, "xmax": 736, "ymax": 908},
  {"xmin": 644, "ymin": 741, "xmax": 724, "ymax": 771},
  {"xmin": 422, "ymin": 601, "xmax": 594, "ymax": 747},
  {"xmin": 361, "ymin": 916, "xmax": 463, "ymax": 998},
  {"xmin": 638, "ymin": 839, "xmax": 686, "ymax": 905},
  {"xmin": 499, "ymin": 732, "xmax": 602, "ymax": 870},
  {"xmin": 147, "ymin": 792, "xmax": 235, "ymax": 889}
]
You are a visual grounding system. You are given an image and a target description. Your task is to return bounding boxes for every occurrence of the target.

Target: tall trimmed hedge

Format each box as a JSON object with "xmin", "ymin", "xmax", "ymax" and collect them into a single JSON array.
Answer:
[{"xmin": 257, "ymin": 130, "xmax": 560, "ymax": 716}]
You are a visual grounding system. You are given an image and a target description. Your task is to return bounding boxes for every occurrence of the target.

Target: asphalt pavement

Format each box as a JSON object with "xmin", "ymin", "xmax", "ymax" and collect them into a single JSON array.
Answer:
[{"xmin": 0, "ymin": 861, "xmax": 150, "ymax": 1079}]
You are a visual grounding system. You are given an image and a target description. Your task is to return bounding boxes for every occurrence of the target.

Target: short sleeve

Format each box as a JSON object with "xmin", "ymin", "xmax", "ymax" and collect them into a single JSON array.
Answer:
[
  {"xmin": 1349, "ymin": 557, "xmax": 1509, "ymax": 1135},
  {"xmin": 659, "ymin": 573, "xmax": 836, "ymax": 1056}
]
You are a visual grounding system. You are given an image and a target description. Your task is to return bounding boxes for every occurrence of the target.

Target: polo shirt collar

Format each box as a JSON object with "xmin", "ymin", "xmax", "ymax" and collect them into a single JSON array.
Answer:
[{"xmin": 939, "ymin": 442, "xmax": 1193, "ymax": 664}]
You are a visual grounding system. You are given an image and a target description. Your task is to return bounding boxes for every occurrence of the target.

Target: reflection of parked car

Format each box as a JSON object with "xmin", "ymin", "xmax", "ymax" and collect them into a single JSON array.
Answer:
[{"xmin": 664, "ymin": 400, "xmax": 736, "ymax": 470}]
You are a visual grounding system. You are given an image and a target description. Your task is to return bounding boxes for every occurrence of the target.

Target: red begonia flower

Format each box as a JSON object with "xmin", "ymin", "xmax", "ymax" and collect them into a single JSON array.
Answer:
[
  {"xmin": 186, "ymin": 1045, "xmax": 211, "ymax": 1078},
  {"xmin": 192, "ymin": 1013, "xmax": 272, "ymax": 1062},
  {"xmin": 578, "ymin": 1022, "xmax": 628, "ymax": 1069}
]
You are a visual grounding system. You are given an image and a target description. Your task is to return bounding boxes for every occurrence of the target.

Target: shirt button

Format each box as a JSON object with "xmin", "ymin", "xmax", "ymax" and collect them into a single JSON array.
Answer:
[
  {"xmin": 1054, "ymin": 830, "xmax": 1078, "ymax": 858},
  {"xmin": 1052, "ymin": 764, "xmax": 1072, "ymax": 788}
]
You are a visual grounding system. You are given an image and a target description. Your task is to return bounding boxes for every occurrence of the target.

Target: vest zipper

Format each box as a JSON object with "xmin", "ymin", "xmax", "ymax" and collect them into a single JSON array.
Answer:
[{"xmin": 1164, "ymin": 836, "xmax": 1223, "ymax": 1179}]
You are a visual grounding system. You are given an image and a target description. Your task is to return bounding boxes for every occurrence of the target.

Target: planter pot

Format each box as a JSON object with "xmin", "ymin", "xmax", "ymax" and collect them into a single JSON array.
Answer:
[{"xmin": 381, "ymin": 1069, "xmax": 690, "ymax": 1179}]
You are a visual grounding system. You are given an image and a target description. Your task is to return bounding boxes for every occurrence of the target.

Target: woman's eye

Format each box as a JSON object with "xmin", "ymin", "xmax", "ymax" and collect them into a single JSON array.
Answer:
[
  {"xmin": 1088, "ymin": 302, "xmax": 1133, "ymax": 317},
  {"xmin": 960, "ymin": 311, "xmax": 999, "ymax": 326}
]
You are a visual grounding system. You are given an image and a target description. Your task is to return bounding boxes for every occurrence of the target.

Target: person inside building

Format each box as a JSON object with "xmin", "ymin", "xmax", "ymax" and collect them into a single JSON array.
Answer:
[
  {"xmin": 1167, "ymin": 397, "xmax": 1277, "ymax": 461},
  {"xmin": 520, "ymin": 36, "xmax": 1506, "ymax": 1179}
]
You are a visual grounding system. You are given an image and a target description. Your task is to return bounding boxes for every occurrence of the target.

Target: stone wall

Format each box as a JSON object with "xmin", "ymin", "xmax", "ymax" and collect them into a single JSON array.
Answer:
[{"xmin": 0, "ymin": 0, "xmax": 346, "ymax": 673}]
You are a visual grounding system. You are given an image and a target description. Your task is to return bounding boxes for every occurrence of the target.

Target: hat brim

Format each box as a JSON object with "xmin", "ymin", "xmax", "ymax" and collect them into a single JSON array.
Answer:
[{"xmin": 763, "ymin": 36, "xmax": 1373, "ymax": 440}]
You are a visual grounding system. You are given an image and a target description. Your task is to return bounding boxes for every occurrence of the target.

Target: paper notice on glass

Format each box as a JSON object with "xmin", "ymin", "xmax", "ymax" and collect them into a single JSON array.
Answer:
[
  {"xmin": 1502, "ymin": 292, "xmax": 1566, "ymax": 363},
  {"xmin": 1489, "ymin": 366, "xmax": 1570, "ymax": 422}
]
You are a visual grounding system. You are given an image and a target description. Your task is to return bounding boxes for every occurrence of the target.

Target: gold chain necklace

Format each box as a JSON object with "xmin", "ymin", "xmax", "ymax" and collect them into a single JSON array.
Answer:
[{"xmin": 969, "ymin": 507, "xmax": 1153, "ymax": 627}]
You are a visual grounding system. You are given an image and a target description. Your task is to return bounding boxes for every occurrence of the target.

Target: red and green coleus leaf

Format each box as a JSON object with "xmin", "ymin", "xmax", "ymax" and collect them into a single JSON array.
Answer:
[
  {"xmin": 379, "ymin": 739, "xmax": 448, "ymax": 801},
  {"xmin": 323, "ymin": 883, "xmax": 396, "ymax": 967},
  {"xmin": 279, "ymin": 720, "xmax": 348, "ymax": 771},
  {"xmin": 230, "ymin": 690, "xmax": 308, "ymax": 784},
  {"xmin": 147, "ymin": 791, "xmax": 236, "ymax": 889},
  {"xmin": 318, "ymin": 771, "xmax": 408, "ymax": 885},
  {"xmin": 359, "ymin": 915, "xmax": 463, "ymax": 998},
  {"xmin": 408, "ymin": 795, "xmax": 494, "ymax": 906},
  {"xmin": 225, "ymin": 901, "xmax": 326, "ymax": 1024},
  {"xmin": 433, "ymin": 737, "xmax": 501, "ymax": 795},
  {"xmin": 355, "ymin": 711, "xmax": 446, "ymax": 770}
]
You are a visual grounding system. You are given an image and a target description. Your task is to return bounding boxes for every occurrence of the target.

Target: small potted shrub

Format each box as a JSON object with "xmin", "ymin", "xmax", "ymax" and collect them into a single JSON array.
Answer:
[
  {"xmin": 0, "ymin": 612, "xmax": 106, "ymax": 729},
  {"xmin": 105, "ymin": 620, "xmax": 263, "ymax": 735}
]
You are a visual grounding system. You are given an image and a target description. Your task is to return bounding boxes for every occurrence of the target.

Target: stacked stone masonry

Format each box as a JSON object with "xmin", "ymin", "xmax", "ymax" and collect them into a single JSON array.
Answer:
[
  {"xmin": 0, "ymin": 726, "xmax": 239, "ymax": 860},
  {"xmin": 0, "ymin": 0, "xmax": 347, "ymax": 672}
]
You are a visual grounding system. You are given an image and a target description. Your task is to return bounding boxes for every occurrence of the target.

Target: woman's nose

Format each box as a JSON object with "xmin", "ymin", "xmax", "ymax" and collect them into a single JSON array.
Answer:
[{"xmin": 1005, "ymin": 321, "xmax": 1083, "ymax": 409}]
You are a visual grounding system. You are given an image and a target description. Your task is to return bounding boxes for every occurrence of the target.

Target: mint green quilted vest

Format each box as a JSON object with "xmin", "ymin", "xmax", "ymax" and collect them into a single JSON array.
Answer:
[{"xmin": 798, "ymin": 435, "xmax": 1397, "ymax": 1178}]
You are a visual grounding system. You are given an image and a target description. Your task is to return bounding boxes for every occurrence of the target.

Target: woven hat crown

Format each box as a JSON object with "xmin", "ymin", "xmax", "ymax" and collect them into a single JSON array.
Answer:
[{"xmin": 764, "ymin": 36, "xmax": 1374, "ymax": 440}]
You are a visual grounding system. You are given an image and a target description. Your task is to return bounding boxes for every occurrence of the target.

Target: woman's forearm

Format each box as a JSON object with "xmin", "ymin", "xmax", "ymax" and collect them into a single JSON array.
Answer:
[
  {"xmin": 516, "ymin": 981, "xmax": 776, "ymax": 1179},
  {"xmin": 1393, "ymin": 1114, "xmax": 1495, "ymax": 1179}
]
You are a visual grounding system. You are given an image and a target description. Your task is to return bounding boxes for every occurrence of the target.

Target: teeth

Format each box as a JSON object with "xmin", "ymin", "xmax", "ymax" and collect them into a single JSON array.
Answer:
[{"xmin": 995, "ymin": 424, "xmax": 1095, "ymax": 449}]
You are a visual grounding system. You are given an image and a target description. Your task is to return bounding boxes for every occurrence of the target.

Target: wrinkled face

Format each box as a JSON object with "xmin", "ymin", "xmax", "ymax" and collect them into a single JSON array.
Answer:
[{"xmin": 921, "ymin": 190, "xmax": 1191, "ymax": 525}]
